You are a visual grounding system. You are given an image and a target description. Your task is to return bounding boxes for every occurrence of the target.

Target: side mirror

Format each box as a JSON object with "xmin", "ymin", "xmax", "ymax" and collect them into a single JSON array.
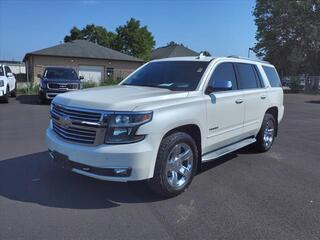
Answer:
[
  {"xmin": 7, "ymin": 72, "xmax": 13, "ymax": 77},
  {"xmin": 206, "ymin": 80, "xmax": 232, "ymax": 94},
  {"xmin": 79, "ymin": 76, "xmax": 84, "ymax": 80},
  {"xmin": 37, "ymin": 74, "xmax": 42, "ymax": 79},
  {"xmin": 205, "ymin": 85, "xmax": 215, "ymax": 95}
]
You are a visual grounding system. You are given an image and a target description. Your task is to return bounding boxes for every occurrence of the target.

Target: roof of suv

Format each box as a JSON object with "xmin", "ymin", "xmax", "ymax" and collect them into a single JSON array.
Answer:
[
  {"xmin": 151, "ymin": 56, "xmax": 272, "ymax": 66},
  {"xmin": 152, "ymin": 56, "xmax": 214, "ymax": 62}
]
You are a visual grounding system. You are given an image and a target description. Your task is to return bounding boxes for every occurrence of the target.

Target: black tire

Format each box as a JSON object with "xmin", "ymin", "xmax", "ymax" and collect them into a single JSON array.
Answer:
[
  {"xmin": 2, "ymin": 85, "xmax": 9, "ymax": 103},
  {"xmin": 39, "ymin": 92, "xmax": 48, "ymax": 104},
  {"xmin": 10, "ymin": 85, "xmax": 16, "ymax": 97},
  {"xmin": 147, "ymin": 132, "xmax": 198, "ymax": 197},
  {"xmin": 40, "ymin": 97, "xmax": 48, "ymax": 104},
  {"xmin": 253, "ymin": 113, "xmax": 276, "ymax": 152}
]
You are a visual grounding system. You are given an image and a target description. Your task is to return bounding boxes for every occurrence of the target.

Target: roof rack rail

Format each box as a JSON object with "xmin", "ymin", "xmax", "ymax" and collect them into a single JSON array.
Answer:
[{"xmin": 226, "ymin": 55, "xmax": 270, "ymax": 64}]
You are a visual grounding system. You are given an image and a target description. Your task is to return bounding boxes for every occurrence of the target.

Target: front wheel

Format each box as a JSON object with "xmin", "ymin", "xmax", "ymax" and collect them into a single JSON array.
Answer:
[
  {"xmin": 39, "ymin": 91, "xmax": 48, "ymax": 104},
  {"xmin": 254, "ymin": 113, "xmax": 276, "ymax": 152},
  {"xmin": 148, "ymin": 132, "xmax": 198, "ymax": 197},
  {"xmin": 2, "ymin": 85, "xmax": 10, "ymax": 103},
  {"xmin": 10, "ymin": 85, "xmax": 17, "ymax": 97}
]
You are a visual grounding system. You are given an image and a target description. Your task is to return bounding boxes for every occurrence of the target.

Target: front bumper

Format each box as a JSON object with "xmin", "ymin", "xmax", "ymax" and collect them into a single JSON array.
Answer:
[
  {"xmin": 39, "ymin": 89, "xmax": 77, "ymax": 99},
  {"xmin": 46, "ymin": 128, "xmax": 157, "ymax": 182}
]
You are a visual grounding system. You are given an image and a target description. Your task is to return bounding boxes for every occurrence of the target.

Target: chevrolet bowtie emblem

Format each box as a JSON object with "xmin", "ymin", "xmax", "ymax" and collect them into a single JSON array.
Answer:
[{"xmin": 59, "ymin": 115, "xmax": 71, "ymax": 128}]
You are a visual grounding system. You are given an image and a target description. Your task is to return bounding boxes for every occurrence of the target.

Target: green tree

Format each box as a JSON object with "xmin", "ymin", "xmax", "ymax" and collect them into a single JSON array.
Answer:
[
  {"xmin": 64, "ymin": 24, "xmax": 116, "ymax": 48},
  {"xmin": 113, "ymin": 18, "xmax": 155, "ymax": 60},
  {"xmin": 253, "ymin": 0, "xmax": 320, "ymax": 76},
  {"xmin": 166, "ymin": 41, "xmax": 184, "ymax": 46}
]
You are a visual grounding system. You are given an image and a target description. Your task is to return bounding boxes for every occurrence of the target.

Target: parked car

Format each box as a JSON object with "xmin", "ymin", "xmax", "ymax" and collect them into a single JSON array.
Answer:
[
  {"xmin": 0, "ymin": 65, "xmax": 16, "ymax": 103},
  {"xmin": 38, "ymin": 67, "xmax": 82, "ymax": 103},
  {"xmin": 46, "ymin": 55, "xmax": 284, "ymax": 197}
]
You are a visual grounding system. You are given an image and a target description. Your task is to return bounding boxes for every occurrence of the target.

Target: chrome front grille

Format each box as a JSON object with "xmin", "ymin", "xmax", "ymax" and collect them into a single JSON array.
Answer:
[
  {"xmin": 52, "ymin": 120, "xmax": 97, "ymax": 144},
  {"xmin": 50, "ymin": 103, "xmax": 107, "ymax": 145},
  {"xmin": 52, "ymin": 104, "xmax": 102, "ymax": 122},
  {"xmin": 48, "ymin": 83, "xmax": 79, "ymax": 90}
]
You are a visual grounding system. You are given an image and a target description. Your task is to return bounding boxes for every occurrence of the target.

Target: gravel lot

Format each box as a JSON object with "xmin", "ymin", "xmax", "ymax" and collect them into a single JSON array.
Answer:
[{"xmin": 0, "ymin": 94, "xmax": 320, "ymax": 240}]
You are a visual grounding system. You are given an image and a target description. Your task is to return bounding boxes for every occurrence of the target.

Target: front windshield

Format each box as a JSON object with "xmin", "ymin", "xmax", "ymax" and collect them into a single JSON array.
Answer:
[
  {"xmin": 44, "ymin": 68, "xmax": 78, "ymax": 80},
  {"xmin": 122, "ymin": 61, "xmax": 209, "ymax": 91}
]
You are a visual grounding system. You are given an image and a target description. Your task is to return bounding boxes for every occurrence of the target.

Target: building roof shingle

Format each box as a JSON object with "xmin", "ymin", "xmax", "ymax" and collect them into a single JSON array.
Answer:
[
  {"xmin": 23, "ymin": 40, "xmax": 143, "ymax": 62},
  {"xmin": 151, "ymin": 45, "xmax": 199, "ymax": 60}
]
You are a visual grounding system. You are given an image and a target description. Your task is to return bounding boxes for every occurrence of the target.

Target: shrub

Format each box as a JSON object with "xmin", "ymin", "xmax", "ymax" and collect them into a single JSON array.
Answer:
[
  {"xmin": 16, "ymin": 82, "xmax": 39, "ymax": 95},
  {"xmin": 82, "ymin": 77, "xmax": 123, "ymax": 88},
  {"xmin": 289, "ymin": 76, "xmax": 301, "ymax": 92},
  {"xmin": 82, "ymin": 81, "xmax": 98, "ymax": 89},
  {"xmin": 14, "ymin": 73, "xmax": 27, "ymax": 82},
  {"xmin": 100, "ymin": 77, "xmax": 122, "ymax": 86}
]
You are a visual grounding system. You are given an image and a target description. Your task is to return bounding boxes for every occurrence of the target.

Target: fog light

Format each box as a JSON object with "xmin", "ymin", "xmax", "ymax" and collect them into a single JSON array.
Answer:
[
  {"xmin": 114, "ymin": 168, "xmax": 129, "ymax": 176},
  {"xmin": 113, "ymin": 127, "xmax": 131, "ymax": 136}
]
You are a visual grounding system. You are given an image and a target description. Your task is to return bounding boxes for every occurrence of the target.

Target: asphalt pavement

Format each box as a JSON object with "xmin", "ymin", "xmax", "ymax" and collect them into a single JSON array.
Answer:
[{"xmin": 0, "ymin": 94, "xmax": 320, "ymax": 240}]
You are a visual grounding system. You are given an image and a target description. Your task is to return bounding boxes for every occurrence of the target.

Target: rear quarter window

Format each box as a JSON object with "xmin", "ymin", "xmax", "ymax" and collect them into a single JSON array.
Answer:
[{"xmin": 262, "ymin": 66, "xmax": 282, "ymax": 87}]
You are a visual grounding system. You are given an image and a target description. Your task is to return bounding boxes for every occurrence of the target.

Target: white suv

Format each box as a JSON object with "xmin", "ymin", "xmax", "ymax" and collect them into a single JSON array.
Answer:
[
  {"xmin": 0, "ymin": 65, "xmax": 16, "ymax": 103},
  {"xmin": 46, "ymin": 55, "xmax": 284, "ymax": 197}
]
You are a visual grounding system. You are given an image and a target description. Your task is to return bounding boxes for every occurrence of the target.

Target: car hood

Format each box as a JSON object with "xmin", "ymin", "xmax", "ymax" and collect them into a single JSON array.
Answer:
[{"xmin": 53, "ymin": 85, "xmax": 189, "ymax": 111}]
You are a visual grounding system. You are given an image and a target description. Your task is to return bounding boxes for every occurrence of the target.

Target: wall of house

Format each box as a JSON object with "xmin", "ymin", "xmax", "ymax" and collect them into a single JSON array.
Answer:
[{"xmin": 26, "ymin": 55, "xmax": 143, "ymax": 83}]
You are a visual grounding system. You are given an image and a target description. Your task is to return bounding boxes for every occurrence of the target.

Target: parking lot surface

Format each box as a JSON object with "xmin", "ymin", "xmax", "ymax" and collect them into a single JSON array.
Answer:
[{"xmin": 0, "ymin": 94, "xmax": 320, "ymax": 240}]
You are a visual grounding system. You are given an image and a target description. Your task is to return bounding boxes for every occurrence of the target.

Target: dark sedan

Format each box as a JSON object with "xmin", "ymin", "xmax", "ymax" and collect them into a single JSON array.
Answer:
[{"xmin": 38, "ymin": 67, "xmax": 82, "ymax": 103}]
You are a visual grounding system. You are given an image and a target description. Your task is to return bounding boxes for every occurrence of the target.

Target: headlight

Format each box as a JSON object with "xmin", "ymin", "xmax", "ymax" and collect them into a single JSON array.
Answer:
[
  {"xmin": 105, "ymin": 111, "xmax": 153, "ymax": 144},
  {"xmin": 0, "ymin": 80, "xmax": 4, "ymax": 87}
]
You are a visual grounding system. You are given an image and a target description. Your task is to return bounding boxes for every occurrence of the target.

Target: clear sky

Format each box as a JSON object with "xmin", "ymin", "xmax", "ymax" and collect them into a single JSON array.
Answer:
[{"xmin": 0, "ymin": 0, "xmax": 257, "ymax": 61}]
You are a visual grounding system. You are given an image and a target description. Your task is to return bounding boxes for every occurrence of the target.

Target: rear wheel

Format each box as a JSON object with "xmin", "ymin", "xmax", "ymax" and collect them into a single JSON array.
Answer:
[
  {"xmin": 148, "ymin": 132, "xmax": 198, "ymax": 197},
  {"xmin": 254, "ymin": 113, "xmax": 276, "ymax": 152}
]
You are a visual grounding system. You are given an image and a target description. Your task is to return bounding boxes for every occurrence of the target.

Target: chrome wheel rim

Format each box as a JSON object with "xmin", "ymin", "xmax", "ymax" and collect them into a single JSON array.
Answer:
[
  {"xmin": 263, "ymin": 119, "xmax": 274, "ymax": 148},
  {"xmin": 165, "ymin": 143, "xmax": 193, "ymax": 190}
]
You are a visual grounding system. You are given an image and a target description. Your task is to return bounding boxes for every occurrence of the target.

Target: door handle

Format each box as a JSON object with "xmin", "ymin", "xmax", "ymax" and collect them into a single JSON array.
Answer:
[
  {"xmin": 261, "ymin": 95, "xmax": 267, "ymax": 100},
  {"xmin": 235, "ymin": 98, "xmax": 244, "ymax": 104}
]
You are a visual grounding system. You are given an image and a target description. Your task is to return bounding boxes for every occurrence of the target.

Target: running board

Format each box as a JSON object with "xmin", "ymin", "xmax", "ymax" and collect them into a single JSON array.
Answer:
[{"xmin": 202, "ymin": 138, "xmax": 256, "ymax": 162}]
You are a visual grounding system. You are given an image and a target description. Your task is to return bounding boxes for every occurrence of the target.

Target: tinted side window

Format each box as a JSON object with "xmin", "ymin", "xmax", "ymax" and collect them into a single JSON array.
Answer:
[
  {"xmin": 262, "ymin": 66, "xmax": 282, "ymax": 87},
  {"xmin": 208, "ymin": 63, "xmax": 237, "ymax": 90},
  {"xmin": 0, "ymin": 67, "xmax": 4, "ymax": 76},
  {"xmin": 236, "ymin": 63, "xmax": 260, "ymax": 89},
  {"xmin": 5, "ymin": 66, "xmax": 12, "ymax": 74}
]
